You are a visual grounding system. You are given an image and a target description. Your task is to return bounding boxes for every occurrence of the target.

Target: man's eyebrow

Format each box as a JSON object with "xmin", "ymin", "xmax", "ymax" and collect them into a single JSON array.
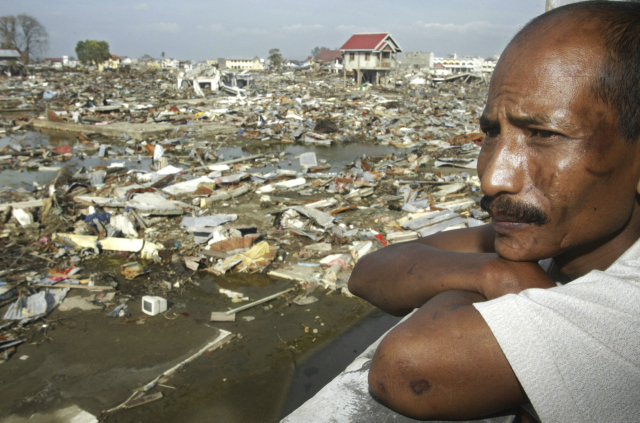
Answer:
[{"xmin": 507, "ymin": 113, "xmax": 552, "ymax": 127}]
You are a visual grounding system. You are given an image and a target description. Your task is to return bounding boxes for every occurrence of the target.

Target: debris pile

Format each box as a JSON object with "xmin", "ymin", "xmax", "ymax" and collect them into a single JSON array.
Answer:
[{"xmin": 0, "ymin": 66, "xmax": 491, "ymax": 415}]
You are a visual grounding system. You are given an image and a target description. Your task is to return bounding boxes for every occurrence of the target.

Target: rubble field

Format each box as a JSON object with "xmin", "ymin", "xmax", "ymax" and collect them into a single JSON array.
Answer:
[{"xmin": 0, "ymin": 67, "xmax": 489, "ymax": 422}]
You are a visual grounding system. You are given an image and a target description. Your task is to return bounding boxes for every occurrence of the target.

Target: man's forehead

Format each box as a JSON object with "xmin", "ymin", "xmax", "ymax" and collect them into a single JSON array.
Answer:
[
  {"xmin": 494, "ymin": 16, "xmax": 606, "ymax": 81},
  {"xmin": 483, "ymin": 34, "xmax": 606, "ymax": 117}
]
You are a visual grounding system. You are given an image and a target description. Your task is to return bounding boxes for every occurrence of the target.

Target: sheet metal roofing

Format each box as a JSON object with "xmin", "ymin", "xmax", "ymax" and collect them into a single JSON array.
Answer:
[
  {"xmin": 340, "ymin": 33, "xmax": 402, "ymax": 53},
  {"xmin": 341, "ymin": 33, "xmax": 387, "ymax": 50},
  {"xmin": 0, "ymin": 49, "xmax": 21, "ymax": 59}
]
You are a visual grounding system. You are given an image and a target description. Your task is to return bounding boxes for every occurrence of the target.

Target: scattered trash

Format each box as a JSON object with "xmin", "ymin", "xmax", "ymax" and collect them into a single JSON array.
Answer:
[
  {"xmin": 120, "ymin": 262, "xmax": 145, "ymax": 280},
  {"xmin": 107, "ymin": 303, "xmax": 130, "ymax": 318},
  {"xmin": 141, "ymin": 296, "xmax": 168, "ymax": 316},
  {"xmin": 211, "ymin": 311, "xmax": 236, "ymax": 322},
  {"xmin": 0, "ymin": 62, "xmax": 492, "ymax": 415}
]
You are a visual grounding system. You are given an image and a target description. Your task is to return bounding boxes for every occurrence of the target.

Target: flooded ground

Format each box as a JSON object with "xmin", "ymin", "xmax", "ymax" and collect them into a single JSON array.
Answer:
[
  {"xmin": 1, "ymin": 68, "xmax": 488, "ymax": 422},
  {"xmin": 0, "ymin": 129, "xmax": 404, "ymax": 422},
  {"xmin": 0, "ymin": 129, "xmax": 402, "ymax": 189}
]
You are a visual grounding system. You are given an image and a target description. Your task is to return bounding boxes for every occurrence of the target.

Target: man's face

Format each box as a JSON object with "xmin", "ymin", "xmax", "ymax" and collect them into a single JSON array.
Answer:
[{"xmin": 478, "ymin": 29, "xmax": 640, "ymax": 264}]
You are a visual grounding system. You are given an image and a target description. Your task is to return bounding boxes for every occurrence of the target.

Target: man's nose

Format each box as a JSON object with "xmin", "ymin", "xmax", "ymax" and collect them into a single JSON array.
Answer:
[{"xmin": 479, "ymin": 140, "xmax": 525, "ymax": 197}]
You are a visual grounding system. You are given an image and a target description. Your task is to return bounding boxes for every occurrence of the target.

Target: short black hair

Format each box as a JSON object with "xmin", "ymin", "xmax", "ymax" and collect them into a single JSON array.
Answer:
[{"xmin": 513, "ymin": 1, "xmax": 640, "ymax": 143}]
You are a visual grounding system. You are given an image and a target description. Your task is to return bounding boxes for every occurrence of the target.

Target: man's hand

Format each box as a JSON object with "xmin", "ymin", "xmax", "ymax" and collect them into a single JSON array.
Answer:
[{"xmin": 478, "ymin": 257, "xmax": 557, "ymax": 299}]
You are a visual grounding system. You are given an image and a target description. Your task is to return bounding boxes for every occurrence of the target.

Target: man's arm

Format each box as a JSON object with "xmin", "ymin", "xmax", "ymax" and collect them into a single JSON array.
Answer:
[
  {"xmin": 369, "ymin": 290, "xmax": 527, "ymax": 420},
  {"xmin": 349, "ymin": 225, "xmax": 553, "ymax": 315},
  {"xmin": 413, "ymin": 222, "xmax": 497, "ymax": 253}
]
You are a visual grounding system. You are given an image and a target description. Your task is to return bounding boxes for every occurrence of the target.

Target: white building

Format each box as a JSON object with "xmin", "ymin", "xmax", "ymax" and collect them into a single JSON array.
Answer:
[
  {"xmin": 225, "ymin": 57, "xmax": 264, "ymax": 71},
  {"xmin": 162, "ymin": 58, "xmax": 180, "ymax": 69},
  {"xmin": 432, "ymin": 54, "xmax": 495, "ymax": 75},
  {"xmin": 400, "ymin": 51, "xmax": 434, "ymax": 70}
]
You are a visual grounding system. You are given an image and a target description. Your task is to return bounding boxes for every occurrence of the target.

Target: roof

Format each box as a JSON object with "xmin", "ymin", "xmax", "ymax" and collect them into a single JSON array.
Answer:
[
  {"xmin": 340, "ymin": 33, "xmax": 402, "ymax": 52},
  {"xmin": 0, "ymin": 49, "xmax": 21, "ymax": 59},
  {"xmin": 314, "ymin": 50, "xmax": 343, "ymax": 63}
]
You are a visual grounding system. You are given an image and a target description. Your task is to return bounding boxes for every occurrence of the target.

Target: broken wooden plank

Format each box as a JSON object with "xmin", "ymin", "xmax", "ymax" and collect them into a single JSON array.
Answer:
[
  {"xmin": 32, "ymin": 283, "xmax": 114, "ymax": 291},
  {"xmin": 0, "ymin": 199, "xmax": 44, "ymax": 212},
  {"xmin": 124, "ymin": 392, "xmax": 163, "ymax": 409}
]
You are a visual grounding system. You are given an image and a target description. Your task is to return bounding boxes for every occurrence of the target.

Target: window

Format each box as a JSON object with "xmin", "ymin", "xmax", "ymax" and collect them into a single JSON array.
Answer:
[
  {"xmin": 365, "ymin": 53, "xmax": 370, "ymax": 61},
  {"xmin": 349, "ymin": 53, "xmax": 355, "ymax": 61}
]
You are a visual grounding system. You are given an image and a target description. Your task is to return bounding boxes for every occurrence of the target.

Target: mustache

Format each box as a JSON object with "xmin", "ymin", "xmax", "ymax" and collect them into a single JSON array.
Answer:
[{"xmin": 480, "ymin": 195, "xmax": 548, "ymax": 225}]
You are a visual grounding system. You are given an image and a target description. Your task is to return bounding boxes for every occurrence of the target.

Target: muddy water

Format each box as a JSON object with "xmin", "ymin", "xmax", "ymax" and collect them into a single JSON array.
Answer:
[
  {"xmin": 0, "ymin": 129, "xmax": 400, "ymax": 191},
  {"xmin": 0, "ymin": 129, "xmax": 404, "ymax": 422}
]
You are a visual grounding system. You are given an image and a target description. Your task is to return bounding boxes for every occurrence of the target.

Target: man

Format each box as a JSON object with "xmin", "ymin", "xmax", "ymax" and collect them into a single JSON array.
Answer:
[{"xmin": 347, "ymin": 2, "xmax": 640, "ymax": 422}]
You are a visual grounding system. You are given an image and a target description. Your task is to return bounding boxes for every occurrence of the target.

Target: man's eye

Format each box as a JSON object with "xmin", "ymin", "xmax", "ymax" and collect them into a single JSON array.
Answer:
[
  {"xmin": 534, "ymin": 129, "xmax": 558, "ymax": 138},
  {"xmin": 484, "ymin": 129, "xmax": 500, "ymax": 138}
]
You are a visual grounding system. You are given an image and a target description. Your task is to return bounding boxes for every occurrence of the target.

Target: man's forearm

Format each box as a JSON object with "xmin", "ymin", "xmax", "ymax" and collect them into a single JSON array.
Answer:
[
  {"xmin": 348, "ymin": 226, "xmax": 556, "ymax": 315},
  {"xmin": 348, "ymin": 242, "xmax": 500, "ymax": 315}
]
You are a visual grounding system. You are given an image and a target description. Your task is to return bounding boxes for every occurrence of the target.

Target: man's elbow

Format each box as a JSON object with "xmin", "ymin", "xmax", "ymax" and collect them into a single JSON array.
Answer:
[
  {"xmin": 368, "ymin": 336, "xmax": 442, "ymax": 420},
  {"xmin": 347, "ymin": 256, "xmax": 371, "ymax": 299}
]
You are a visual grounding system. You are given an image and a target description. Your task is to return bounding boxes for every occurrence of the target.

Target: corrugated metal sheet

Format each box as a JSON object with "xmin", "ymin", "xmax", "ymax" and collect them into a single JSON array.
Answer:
[
  {"xmin": 0, "ymin": 49, "xmax": 21, "ymax": 59},
  {"xmin": 3, "ymin": 288, "xmax": 69, "ymax": 322}
]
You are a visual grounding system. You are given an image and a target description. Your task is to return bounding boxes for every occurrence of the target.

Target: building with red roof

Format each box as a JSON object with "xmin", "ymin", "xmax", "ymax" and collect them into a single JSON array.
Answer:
[
  {"xmin": 314, "ymin": 50, "xmax": 344, "ymax": 73},
  {"xmin": 340, "ymin": 33, "xmax": 402, "ymax": 86}
]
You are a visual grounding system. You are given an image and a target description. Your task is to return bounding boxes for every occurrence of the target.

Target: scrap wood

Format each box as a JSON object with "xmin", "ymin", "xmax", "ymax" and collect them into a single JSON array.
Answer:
[
  {"xmin": 32, "ymin": 283, "xmax": 113, "ymax": 291},
  {"xmin": 225, "ymin": 287, "xmax": 296, "ymax": 315},
  {"xmin": 448, "ymin": 132, "xmax": 484, "ymax": 146},
  {"xmin": 123, "ymin": 392, "xmax": 163, "ymax": 409},
  {"xmin": 30, "ymin": 252, "xmax": 56, "ymax": 264},
  {"xmin": 104, "ymin": 329, "xmax": 233, "ymax": 414},
  {"xmin": 0, "ymin": 199, "xmax": 44, "ymax": 212},
  {"xmin": 330, "ymin": 205, "xmax": 359, "ymax": 215}
]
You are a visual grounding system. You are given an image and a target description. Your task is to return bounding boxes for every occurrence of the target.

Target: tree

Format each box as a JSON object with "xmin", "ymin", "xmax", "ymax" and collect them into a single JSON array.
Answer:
[
  {"xmin": 268, "ymin": 48, "xmax": 283, "ymax": 70},
  {"xmin": 75, "ymin": 40, "xmax": 111, "ymax": 67},
  {"xmin": 140, "ymin": 53, "xmax": 152, "ymax": 61},
  {"xmin": 310, "ymin": 46, "xmax": 329, "ymax": 58},
  {"xmin": 161, "ymin": 51, "xmax": 165, "ymax": 58},
  {"xmin": 0, "ymin": 14, "xmax": 48, "ymax": 65}
]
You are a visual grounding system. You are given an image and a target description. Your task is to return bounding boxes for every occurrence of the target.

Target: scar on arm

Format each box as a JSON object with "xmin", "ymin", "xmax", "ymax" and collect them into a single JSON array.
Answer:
[
  {"xmin": 410, "ymin": 379, "xmax": 433, "ymax": 396},
  {"xmin": 407, "ymin": 262, "xmax": 418, "ymax": 275}
]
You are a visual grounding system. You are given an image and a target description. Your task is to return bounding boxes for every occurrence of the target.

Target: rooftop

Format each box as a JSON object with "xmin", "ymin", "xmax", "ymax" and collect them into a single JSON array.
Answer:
[
  {"xmin": 0, "ymin": 49, "xmax": 21, "ymax": 59},
  {"xmin": 314, "ymin": 50, "xmax": 343, "ymax": 63},
  {"xmin": 340, "ymin": 33, "xmax": 402, "ymax": 52}
]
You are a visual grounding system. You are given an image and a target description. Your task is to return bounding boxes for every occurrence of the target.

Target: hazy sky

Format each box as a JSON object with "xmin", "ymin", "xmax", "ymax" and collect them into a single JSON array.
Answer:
[{"xmin": 1, "ymin": 0, "xmax": 546, "ymax": 61}]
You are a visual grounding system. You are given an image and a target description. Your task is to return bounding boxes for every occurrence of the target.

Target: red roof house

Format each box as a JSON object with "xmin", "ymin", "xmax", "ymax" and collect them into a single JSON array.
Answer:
[{"xmin": 340, "ymin": 33, "xmax": 402, "ymax": 85}]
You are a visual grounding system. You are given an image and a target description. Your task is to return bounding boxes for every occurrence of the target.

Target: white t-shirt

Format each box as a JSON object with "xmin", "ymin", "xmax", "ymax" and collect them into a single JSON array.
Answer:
[{"xmin": 474, "ymin": 239, "xmax": 640, "ymax": 423}]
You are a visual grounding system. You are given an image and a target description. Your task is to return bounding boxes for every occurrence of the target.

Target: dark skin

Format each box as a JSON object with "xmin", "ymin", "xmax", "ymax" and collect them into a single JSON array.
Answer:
[{"xmin": 348, "ymin": 18, "xmax": 640, "ymax": 421}]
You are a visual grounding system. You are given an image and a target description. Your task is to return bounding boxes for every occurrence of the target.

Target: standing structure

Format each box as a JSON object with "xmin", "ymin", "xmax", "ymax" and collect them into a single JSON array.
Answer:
[
  {"xmin": 400, "ymin": 51, "xmax": 434, "ymax": 70},
  {"xmin": 340, "ymin": 33, "xmax": 402, "ymax": 86},
  {"xmin": 314, "ymin": 50, "xmax": 344, "ymax": 73}
]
